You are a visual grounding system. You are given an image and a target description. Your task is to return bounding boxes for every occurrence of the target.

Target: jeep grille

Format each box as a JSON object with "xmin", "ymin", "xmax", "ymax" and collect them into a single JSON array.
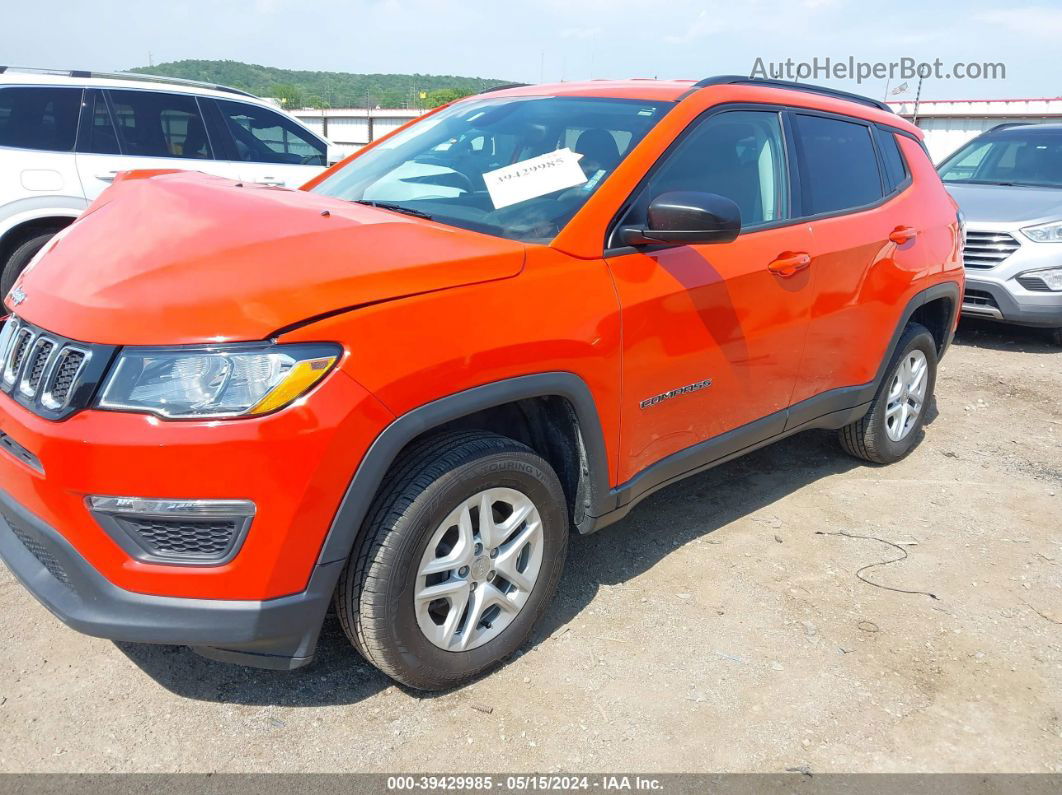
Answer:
[{"xmin": 0, "ymin": 316, "xmax": 115, "ymax": 420}]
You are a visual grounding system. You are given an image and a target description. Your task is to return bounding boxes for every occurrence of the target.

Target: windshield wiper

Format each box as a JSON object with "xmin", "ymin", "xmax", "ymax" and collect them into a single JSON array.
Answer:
[{"xmin": 352, "ymin": 200, "xmax": 434, "ymax": 220}]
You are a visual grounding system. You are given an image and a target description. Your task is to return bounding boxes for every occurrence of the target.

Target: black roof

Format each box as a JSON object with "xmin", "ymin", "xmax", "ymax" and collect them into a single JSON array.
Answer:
[{"xmin": 687, "ymin": 75, "xmax": 892, "ymax": 112}]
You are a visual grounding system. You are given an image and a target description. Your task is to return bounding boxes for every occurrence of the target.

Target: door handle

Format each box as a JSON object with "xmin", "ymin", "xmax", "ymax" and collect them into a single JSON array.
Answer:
[
  {"xmin": 95, "ymin": 171, "xmax": 120, "ymax": 182},
  {"xmin": 767, "ymin": 252, "xmax": 811, "ymax": 278},
  {"xmin": 889, "ymin": 225, "xmax": 918, "ymax": 244}
]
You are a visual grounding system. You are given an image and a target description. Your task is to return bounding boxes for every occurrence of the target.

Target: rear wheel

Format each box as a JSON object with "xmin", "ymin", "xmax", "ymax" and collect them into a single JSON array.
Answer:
[
  {"xmin": 839, "ymin": 323, "xmax": 937, "ymax": 464},
  {"xmin": 335, "ymin": 431, "xmax": 568, "ymax": 690},
  {"xmin": 1050, "ymin": 327, "xmax": 1062, "ymax": 348},
  {"xmin": 1, "ymin": 231, "xmax": 56, "ymax": 297}
]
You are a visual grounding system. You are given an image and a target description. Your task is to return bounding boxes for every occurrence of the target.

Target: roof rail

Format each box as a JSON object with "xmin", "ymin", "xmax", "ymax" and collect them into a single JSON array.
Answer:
[
  {"xmin": 985, "ymin": 122, "xmax": 1031, "ymax": 133},
  {"xmin": 686, "ymin": 75, "xmax": 893, "ymax": 113},
  {"xmin": 0, "ymin": 65, "xmax": 257, "ymax": 99},
  {"xmin": 478, "ymin": 82, "xmax": 530, "ymax": 94}
]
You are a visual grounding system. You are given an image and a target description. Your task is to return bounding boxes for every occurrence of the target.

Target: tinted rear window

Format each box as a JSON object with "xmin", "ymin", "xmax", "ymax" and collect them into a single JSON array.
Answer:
[
  {"xmin": 0, "ymin": 87, "xmax": 82, "ymax": 152},
  {"xmin": 107, "ymin": 89, "xmax": 211, "ymax": 159},
  {"xmin": 877, "ymin": 129, "xmax": 909, "ymax": 191},
  {"xmin": 793, "ymin": 114, "xmax": 882, "ymax": 215}
]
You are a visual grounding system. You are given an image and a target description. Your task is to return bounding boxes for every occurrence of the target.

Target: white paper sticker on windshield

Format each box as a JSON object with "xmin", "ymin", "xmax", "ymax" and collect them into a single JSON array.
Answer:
[{"xmin": 483, "ymin": 148, "xmax": 587, "ymax": 209}]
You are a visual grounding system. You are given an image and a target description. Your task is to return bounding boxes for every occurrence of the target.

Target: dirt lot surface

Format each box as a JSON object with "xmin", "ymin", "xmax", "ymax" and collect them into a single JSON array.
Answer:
[{"xmin": 1, "ymin": 321, "xmax": 1059, "ymax": 774}]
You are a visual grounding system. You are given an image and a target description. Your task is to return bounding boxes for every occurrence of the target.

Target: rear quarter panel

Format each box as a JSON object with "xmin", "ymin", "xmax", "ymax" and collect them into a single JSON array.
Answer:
[{"xmin": 792, "ymin": 135, "xmax": 962, "ymax": 402}]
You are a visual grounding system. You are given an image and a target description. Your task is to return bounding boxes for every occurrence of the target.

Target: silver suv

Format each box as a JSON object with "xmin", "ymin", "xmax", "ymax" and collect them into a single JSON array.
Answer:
[{"xmin": 939, "ymin": 123, "xmax": 1062, "ymax": 346}]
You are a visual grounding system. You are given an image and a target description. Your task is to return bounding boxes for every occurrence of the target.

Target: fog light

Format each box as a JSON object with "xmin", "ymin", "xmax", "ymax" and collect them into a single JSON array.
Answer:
[
  {"xmin": 87, "ymin": 496, "xmax": 255, "ymax": 565},
  {"xmin": 1017, "ymin": 267, "xmax": 1062, "ymax": 291}
]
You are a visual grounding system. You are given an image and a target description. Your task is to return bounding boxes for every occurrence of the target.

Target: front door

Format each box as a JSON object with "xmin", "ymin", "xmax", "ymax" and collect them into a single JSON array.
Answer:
[
  {"xmin": 606, "ymin": 109, "xmax": 814, "ymax": 483},
  {"xmin": 211, "ymin": 98, "xmax": 327, "ymax": 188}
]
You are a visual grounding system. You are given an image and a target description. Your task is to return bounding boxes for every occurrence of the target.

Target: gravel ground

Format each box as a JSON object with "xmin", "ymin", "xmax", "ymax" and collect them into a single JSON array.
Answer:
[{"xmin": 0, "ymin": 320, "xmax": 1059, "ymax": 774}]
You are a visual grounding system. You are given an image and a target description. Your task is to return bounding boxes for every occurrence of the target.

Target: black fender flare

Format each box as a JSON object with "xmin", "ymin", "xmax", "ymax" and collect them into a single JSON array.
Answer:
[
  {"xmin": 315, "ymin": 371, "xmax": 613, "ymax": 565},
  {"xmin": 873, "ymin": 280, "xmax": 962, "ymax": 386}
]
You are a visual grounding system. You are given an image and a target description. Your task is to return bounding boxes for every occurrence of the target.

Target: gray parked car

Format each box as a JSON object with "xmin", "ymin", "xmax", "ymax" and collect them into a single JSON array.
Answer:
[{"xmin": 938, "ymin": 123, "xmax": 1062, "ymax": 346}]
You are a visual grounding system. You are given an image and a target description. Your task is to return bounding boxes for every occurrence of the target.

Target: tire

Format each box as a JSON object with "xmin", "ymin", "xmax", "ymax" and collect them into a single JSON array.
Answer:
[
  {"xmin": 1, "ymin": 232, "xmax": 56, "ymax": 297},
  {"xmin": 1050, "ymin": 328, "xmax": 1062, "ymax": 348},
  {"xmin": 335, "ymin": 430, "xmax": 569, "ymax": 690},
  {"xmin": 839, "ymin": 322, "xmax": 937, "ymax": 465}
]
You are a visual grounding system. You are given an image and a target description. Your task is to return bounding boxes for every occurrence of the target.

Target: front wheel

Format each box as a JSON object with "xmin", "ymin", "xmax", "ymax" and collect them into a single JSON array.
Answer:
[
  {"xmin": 335, "ymin": 431, "xmax": 569, "ymax": 690},
  {"xmin": 839, "ymin": 322, "xmax": 938, "ymax": 464},
  {"xmin": 1, "ymin": 231, "xmax": 56, "ymax": 297}
]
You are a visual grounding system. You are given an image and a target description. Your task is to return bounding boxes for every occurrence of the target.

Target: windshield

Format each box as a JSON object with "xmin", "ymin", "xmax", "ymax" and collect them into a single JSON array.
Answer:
[
  {"xmin": 938, "ymin": 128, "xmax": 1062, "ymax": 188},
  {"xmin": 310, "ymin": 96, "xmax": 671, "ymax": 243}
]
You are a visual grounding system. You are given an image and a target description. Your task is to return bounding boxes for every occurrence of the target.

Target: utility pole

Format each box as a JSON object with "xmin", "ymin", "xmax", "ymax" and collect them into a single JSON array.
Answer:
[
  {"xmin": 366, "ymin": 88, "xmax": 374, "ymax": 143},
  {"xmin": 912, "ymin": 75, "xmax": 924, "ymax": 126}
]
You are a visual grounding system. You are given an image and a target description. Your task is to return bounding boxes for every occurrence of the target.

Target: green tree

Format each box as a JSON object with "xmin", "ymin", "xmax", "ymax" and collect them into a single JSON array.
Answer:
[
  {"xmin": 270, "ymin": 83, "xmax": 306, "ymax": 108},
  {"xmin": 424, "ymin": 87, "xmax": 474, "ymax": 108},
  {"xmin": 127, "ymin": 60, "xmax": 514, "ymax": 109}
]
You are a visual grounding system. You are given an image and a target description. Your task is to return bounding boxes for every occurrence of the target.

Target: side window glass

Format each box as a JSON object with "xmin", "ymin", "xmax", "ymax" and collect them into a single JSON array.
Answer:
[
  {"xmin": 80, "ymin": 91, "xmax": 121, "ymax": 155},
  {"xmin": 792, "ymin": 114, "xmax": 882, "ymax": 215},
  {"xmin": 0, "ymin": 86, "xmax": 82, "ymax": 152},
  {"xmin": 622, "ymin": 110, "xmax": 789, "ymax": 234},
  {"xmin": 214, "ymin": 99, "xmax": 326, "ymax": 166},
  {"xmin": 877, "ymin": 129, "xmax": 909, "ymax": 192},
  {"xmin": 106, "ymin": 90, "xmax": 212, "ymax": 159}
]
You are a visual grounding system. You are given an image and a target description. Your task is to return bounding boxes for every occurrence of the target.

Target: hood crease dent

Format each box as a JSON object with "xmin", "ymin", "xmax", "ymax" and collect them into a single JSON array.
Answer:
[{"xmin": 14, "ymin": 172, "xmax": 526, "ymax": 346}]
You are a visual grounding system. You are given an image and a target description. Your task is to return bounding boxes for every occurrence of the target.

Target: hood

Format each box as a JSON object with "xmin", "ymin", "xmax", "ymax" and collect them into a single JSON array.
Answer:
[
  {"xmin": 12, "ymin": 172, "xmax": 525, "ymax": 345},
  {"xmin": 945, "ymin": 182, "xmax": 1062, "ymax": 225}
]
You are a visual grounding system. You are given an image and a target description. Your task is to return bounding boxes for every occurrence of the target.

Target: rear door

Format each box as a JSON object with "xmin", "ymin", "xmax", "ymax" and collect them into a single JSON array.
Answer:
[
  {"xmin": 210, "ymin": 98, "xmax": 327, "ymax": 187},
  {"xmin": 0, "ymin": 85, "xmax": 85, "ymax": 205},
  {"xmin": 606, "ymin": 108, "xmax": 814, "ymax": 482},
  {"xmin": 74, "ymin": 88, "xmax": 240, "ymax": 200},
  {"xmin": 788, "ymin": 113, "xmax": 933, "ymax": 408}
]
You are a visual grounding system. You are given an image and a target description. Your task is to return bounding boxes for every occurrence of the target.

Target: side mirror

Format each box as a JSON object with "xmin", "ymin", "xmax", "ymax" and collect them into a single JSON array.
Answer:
[{"xmin": 621, "ymin": 191, "xmax": 741, "ymax": 246}]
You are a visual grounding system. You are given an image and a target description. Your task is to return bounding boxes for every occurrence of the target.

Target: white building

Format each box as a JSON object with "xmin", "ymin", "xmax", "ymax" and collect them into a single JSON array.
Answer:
[
  {"xmin": 888, "ymin": 98, "xmax": 1062, "ymax": 163},
  {"xmin": 291, "ymin": 108, "xmax": 424, "ymax": 158}
]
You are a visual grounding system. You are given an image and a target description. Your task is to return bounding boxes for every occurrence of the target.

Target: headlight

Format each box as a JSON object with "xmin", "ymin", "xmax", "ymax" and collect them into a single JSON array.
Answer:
[
  {"xmin": 1018, "ymin": 267, "xmax": 1062, "ymax": 291},
  {"xmin": 97, "ymin": 342, "xmax": 340, "ymax": 419},
  {"xmin": 1021, "ymin": 220, "xmax": 1062, "ymax": 243}
]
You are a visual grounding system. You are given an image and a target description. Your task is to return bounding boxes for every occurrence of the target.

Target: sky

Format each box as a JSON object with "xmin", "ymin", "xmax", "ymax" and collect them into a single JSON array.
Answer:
[{"xmin": 3, "ymin": 0, "xmax": 1060, "ymax": 102}]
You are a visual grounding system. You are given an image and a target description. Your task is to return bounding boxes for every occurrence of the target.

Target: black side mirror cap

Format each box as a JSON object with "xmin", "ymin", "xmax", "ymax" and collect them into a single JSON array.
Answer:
[{"xmin": 621, "ymin": 191, "xmax": 741, "ymax": 246}]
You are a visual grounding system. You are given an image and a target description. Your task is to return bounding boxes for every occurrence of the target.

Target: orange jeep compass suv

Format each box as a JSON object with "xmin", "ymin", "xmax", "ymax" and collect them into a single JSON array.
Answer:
[{"xmin": 0, "ymin": 76, "xmax": 963, "ymax": 690}]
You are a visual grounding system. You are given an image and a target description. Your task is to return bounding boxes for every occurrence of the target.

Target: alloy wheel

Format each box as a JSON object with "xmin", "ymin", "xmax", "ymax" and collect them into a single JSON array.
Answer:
[
  {"xmin": 414, "ymin": 487, "xmax": 544, "ymax": 652},
  {"xmin": 885, "ymin": 349, "xmax": 929, "ymax": 442}
]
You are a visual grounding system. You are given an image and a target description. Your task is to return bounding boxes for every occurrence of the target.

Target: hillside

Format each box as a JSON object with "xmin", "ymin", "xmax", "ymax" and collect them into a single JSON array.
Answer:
[{"xmin": 127, "ymin": 60, "xmax": 513, "ymax": 109}]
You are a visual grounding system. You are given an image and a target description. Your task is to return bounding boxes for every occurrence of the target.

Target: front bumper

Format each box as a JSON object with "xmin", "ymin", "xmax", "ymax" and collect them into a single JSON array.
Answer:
[
  {"xmin": 0, "ymin": 360, "xmax": 393, "ymax": 668},
  {"xmin": 0, "ymin": 368, "xmax": 391, "ymax": 600},
  {"xmin": 962, "ymin": 275, "xmax": 1062, "ymax": 327},
  {"xmin": 0, "ymin": 487, "xmax": 343, "ymax": 668},
  {"xmin": 960, "ymin": 225, "xmax": 1062, "ymax": 328}
]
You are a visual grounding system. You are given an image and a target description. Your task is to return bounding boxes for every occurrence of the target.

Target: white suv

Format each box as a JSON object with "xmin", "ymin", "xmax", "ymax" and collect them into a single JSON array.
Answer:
[{"xmin": 0, "ymin": 66, "xmax": 334, "ymax": 293}]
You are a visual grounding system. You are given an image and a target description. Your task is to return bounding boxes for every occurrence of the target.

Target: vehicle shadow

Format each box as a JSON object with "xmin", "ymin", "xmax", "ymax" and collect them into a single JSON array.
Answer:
[
  {"xmin": 114, "ymin": 613, "xmax": 392, "ymax": 707},
  {"xmin": 534, "ymin": 429, "xmax": 860, "ymax": 643},
  {"xmin": 953, "ymin": 318, "xmax": 1059, "ymax": 354},
  {"xmin": 117, "ymin": 429, "xmax": 861, "ymax": 707}
]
